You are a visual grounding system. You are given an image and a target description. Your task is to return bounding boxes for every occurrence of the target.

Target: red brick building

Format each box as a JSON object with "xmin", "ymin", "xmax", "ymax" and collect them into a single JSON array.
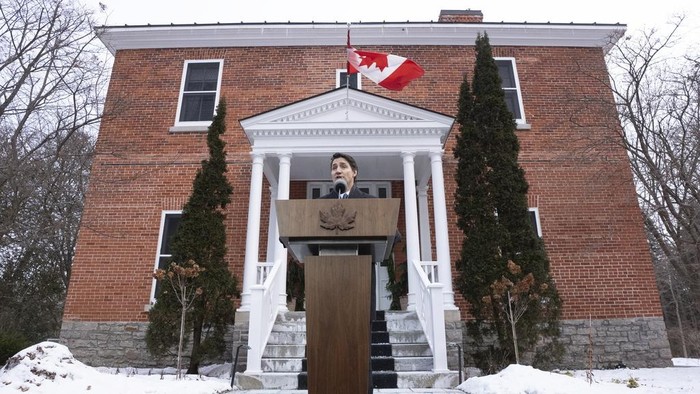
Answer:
[{"xmin": 61, "ymin": 9, "xmax": 671, "ymax": 381}]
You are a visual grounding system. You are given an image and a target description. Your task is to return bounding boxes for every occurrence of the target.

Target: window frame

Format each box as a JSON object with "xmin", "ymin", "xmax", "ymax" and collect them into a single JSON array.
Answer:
[
  {"xmin": 307, "ymin": 181, "xmax": 390, "ymax": 198},
  {"xmin": 336, "ymin": 68, "xmax": 362, "ymax": 89},
  {"xmin": 173, "ymin": 59, "xmax": 224, "ymax": 128},
  {"xmin": 528, "ymin": 207, "xmax": 543, "ymax": 237},
  {"xmin": 148, "ymin": 210, "xmax": 183, "ymax": 306},
  {"xmin": 495, "ymin": 57, "xmax": 527, "ymax": 126}
]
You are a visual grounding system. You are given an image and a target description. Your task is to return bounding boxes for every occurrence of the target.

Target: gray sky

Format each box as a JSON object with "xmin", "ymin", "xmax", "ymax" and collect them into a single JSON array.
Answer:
[
  {"xmin": 81, "ymin": 0, "xmax": 698, "ymax": 34},
  {"xmin": 79, "ymin": 0, "xmax": 700, "ymax": 57}
]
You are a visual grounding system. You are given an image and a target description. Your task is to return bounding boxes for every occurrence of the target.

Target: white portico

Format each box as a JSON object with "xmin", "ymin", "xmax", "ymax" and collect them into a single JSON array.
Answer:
[{"xmin": 237, "ymin": 87, "xmax": 457, "ymax": 373}]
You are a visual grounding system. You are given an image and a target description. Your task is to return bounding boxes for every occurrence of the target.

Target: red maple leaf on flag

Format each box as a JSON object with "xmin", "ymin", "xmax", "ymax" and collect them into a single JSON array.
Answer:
[{"xmin": 355, "ymin": 50, "xmax": 389, "ymax": 71}]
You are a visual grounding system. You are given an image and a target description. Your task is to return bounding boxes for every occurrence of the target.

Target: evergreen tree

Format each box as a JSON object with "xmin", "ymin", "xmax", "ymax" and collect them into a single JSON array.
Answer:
[
  {"xmin": 453, "ymin": 34, "xmax": 562, "ymax": 372},
  {"xmin": 146, "ymin": 99, "xmax": 239, "ymax": 374}
]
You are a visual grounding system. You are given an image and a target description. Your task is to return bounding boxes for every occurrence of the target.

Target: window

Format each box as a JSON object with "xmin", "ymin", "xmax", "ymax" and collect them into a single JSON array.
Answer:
[
  {"xmin": 336, "ymin": 69, "xmax": 361, "ymax": 89},
  {"xmin": 150, "ymin": 211, "xmax": 182, "ymax": 302},
  {"xmin": 175, "ymin": 60, "xmax": 223, "ymax": 125},
  {"xmin": 495, "ymin": 58, "xmax": 526, "ymax": 124},
  {"xmin": 528, "ymin": 207, "xmax": 542, "ymax": 237},
  {"xmin": 307, "ymin": 181, "xmax": 390, "ymax": 198}
]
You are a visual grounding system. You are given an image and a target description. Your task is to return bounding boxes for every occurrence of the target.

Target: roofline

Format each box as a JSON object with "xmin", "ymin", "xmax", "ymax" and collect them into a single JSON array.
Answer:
[
  {"xmin": 96, "ymin": 21, "xmax": 626, "ymax": 55},
  {"xmin": 239, "ymin": 86, "xmax": 453, "ymax": 124}
]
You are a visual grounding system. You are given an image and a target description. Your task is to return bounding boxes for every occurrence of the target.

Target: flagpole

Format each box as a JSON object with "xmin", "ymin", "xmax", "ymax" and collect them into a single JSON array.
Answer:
[{"xmin": 346, "ymin": 23, "xmax": 351, "ymax": 120}]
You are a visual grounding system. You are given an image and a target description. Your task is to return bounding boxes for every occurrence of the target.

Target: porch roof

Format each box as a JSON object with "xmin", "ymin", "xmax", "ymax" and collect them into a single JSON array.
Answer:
[{"xmin": 238, "ymin": 88, "xmax": 454, "ymax": 184}]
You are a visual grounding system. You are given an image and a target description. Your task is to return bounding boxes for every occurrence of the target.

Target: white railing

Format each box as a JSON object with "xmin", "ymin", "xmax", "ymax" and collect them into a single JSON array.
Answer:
[
  {"xmin": 256, "ymin": 262, "xmax": 274, "ymax": 285},
  {"xmin": 420, "ymin": 261, "xmax": 439, "ymax": 283},
  {"xmin": 410, "ymin": 259, "xmax": 449, "ymax": 372},
  {"xmin": 245, "ymin": 259, "xmax": 284, "ymax": 374}
]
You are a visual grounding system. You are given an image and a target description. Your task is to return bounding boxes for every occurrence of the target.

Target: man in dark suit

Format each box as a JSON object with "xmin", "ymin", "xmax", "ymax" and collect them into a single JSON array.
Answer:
[{"xmin": 320, "ymin": 152, "xmax": 375, "ymax": 199}]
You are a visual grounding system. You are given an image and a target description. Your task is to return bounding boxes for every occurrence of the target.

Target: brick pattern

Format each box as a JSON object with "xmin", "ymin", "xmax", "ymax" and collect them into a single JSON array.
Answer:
[
  {"xmin": 63, "ymin": 44, "xmax": 663, "ymax": 329},
  {"xmin": 438, "ymin": 10, "xmax": 484, "ymax": 23}
]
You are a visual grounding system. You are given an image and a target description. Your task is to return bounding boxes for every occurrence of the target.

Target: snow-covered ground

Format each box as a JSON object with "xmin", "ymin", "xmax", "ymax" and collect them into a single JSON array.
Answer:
[
  {"xmin": 1, "ymin": 342, "xmax": 699, "ymax": 393},
  {"xmin": 458, "ymin": 360, "xmax": 700, "ymax": 393}
]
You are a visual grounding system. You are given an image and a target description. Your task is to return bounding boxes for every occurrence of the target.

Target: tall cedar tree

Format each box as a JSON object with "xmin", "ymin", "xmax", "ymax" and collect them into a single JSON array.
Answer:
[
  {"xmin": 453, "ymin": 34, "xmax": 562, "ymax": 372},
  {"xmin": 146, "ymin": 99, "xmax": 239, "ymax": 374}
]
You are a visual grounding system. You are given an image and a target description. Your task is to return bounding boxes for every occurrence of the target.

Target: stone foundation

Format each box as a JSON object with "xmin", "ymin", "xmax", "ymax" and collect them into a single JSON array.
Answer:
[
  {"xmin": 461, "ymin": 316, "xmax": 673, "ymax": 370},
  {"xmin": 59, "ymin": 320, "xmax": 235, "ymax": 368},
  {"xmin": 558, "ymin": 317, "xmax": 672, "ymax": 369},
  {"xmin": 62, "ymin": 315, "xmax": 669, "ymax": 371}
]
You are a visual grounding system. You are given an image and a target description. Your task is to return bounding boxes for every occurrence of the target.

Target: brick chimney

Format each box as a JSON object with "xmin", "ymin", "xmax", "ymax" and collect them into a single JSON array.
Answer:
[{"xmin": 438, "ymin": 9, "xmax": 483, "ymax": 23}]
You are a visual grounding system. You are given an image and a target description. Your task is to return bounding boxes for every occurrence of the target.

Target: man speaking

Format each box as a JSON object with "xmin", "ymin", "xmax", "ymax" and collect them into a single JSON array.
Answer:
[{"xmin": 320, "ymin": 152, "xmax": 375, "ymax": 199}]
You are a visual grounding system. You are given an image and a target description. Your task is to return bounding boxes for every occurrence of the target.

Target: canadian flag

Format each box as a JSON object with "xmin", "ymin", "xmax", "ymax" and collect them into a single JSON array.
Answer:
[{"xmin": 346, "ymin": 37, "xmax": 424, "ymax": 91}]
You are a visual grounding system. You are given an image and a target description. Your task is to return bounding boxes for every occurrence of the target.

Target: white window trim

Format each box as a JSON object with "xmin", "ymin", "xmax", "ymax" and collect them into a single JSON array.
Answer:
[
  {"xmin": 336, "ymin": 68, "xmax": 362, "ymax": 89},
  {"xmin": 495, "ymin": 57, "xmax": 529, "ymax": 128},
  {"xmin": 529, "ymin": 207, "xmax": 543, "ymax": 237},
  {"xmin": 147, "ymin": 210, "xmax": 182, "ymax": 309},
  {"xmin": 172, "ymin": 59, "xmax": 224, "ymax": 130}
]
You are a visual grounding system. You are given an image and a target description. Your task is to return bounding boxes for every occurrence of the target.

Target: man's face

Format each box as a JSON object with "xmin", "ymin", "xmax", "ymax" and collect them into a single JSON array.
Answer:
[{"xmin": 331, "ymin": 157, "xmax": 357, "ymax": 191}]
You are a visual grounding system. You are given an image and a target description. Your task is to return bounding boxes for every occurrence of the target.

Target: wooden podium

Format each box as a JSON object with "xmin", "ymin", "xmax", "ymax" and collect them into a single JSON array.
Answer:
[{"xmin": 276, "ymin": 199, "xmax": 400, "ymax": 394}]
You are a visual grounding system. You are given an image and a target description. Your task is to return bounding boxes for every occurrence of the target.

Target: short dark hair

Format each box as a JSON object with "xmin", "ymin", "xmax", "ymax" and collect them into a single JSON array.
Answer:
[{"xmin": 330, "ymin": 152, "xmax": 358, "ymax": 177}]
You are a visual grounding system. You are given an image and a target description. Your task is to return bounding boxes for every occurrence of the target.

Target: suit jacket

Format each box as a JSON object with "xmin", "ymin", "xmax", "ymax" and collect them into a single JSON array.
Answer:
[{"xmin": 319, "ymin": 185, "xmax": 376, "ymax": 199}]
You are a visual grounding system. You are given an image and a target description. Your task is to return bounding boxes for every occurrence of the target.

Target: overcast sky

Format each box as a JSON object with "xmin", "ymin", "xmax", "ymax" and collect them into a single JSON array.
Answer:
[{"xmin": 80, "ymin": 0, "xmax": 698, "ymax": 35}]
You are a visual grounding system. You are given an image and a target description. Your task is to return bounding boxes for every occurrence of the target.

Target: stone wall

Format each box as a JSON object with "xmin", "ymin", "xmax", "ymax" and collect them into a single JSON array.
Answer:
[
  {"xmin": 558, "ymin": 317, "xmax": 672, "ymax": 369},
  {"xmin": 461, "ymin": 317, "xmax": 673, "ymax": 371},
  {"xmin": 60, "ymin": 320, "xmax": 236, "ymax": 369}
]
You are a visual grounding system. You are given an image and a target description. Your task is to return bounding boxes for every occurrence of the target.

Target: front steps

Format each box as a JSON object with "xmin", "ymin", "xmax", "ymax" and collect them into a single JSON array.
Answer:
[{"xmin": 235, "ymin": 311, "xmax": 459, "ymax": 390}]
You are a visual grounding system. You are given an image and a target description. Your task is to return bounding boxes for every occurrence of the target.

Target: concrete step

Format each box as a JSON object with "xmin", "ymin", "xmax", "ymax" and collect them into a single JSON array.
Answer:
[
  {"xmin": 385, "ymin": 311, "xmax": 423, "ymax": 330},
  {"xmin": 389, "ymin": 330, "xmax": 427, "ymax": 344},
  {"xmin": 267, "ymin": 331, "xmax": 307, "ymax": 344},
  {"xmin": 248, "ymin": 310, "xmax": 453, "ymax": 390},
  {"xmin": 296, "ymin": 371, "xmax": 398, "ymax": 390},
  {"xmin": 397, "ymin": 371, "xmax": 460, "ymax": 389},
  {"xmin": 234, "ymin": 372, "xmax": 299, "ymax": 390},
  {"xmin": 234, "ymin": 371, "xmax": 460, "ymax": 391},
  {"xmin": 263, "ymin": 344, "xmax": 305, "ymax": 358},
  {"xmin": 261, "ymin": 358, "xmax": 302, "ymax": 373},
  {"xmin": 392, "ymin": 343, "xmax": 432, "ymax": 357},
  {"xmin": 395, "ymin": 356, "xmax": 433, "ymax": 371}
]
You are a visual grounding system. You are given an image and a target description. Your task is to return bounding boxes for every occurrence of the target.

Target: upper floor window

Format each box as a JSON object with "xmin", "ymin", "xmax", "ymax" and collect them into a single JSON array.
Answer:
[
  {"xmin": 337, "ymin": 69, "xmax": 361, "ymax": 89},
  {"xmin": 495, "ymin": 58, "xmax": 526, "ymax": 125},
  {"xmin": 175, "ymin": 60, "xmax": 223, "ymax": 125}
]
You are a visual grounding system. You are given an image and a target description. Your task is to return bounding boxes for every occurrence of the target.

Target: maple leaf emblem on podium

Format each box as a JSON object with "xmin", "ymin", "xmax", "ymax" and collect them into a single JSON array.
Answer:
[{"xmin": 319, "ymin": 202, "xmax": 357, "ymax": 234}]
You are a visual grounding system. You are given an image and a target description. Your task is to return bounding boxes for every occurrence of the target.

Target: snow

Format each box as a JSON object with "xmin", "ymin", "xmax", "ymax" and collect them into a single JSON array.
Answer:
[
  {"xmin": 0, "ymin": 342, "xmax": 231, "ymax": 394},
  {"xmin": 1, "ymin": 342, "xmax": 699, "ymax": 393},
  {"xmin": 458, "ymin": 363, "xmax": 700, "ymax": 393}
]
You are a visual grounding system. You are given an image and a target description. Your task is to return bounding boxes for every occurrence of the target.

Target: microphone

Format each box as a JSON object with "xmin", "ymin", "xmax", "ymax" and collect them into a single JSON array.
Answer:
[{"xmin": 333, "ymin": 178, "xmax": 347, "ymax": 196}]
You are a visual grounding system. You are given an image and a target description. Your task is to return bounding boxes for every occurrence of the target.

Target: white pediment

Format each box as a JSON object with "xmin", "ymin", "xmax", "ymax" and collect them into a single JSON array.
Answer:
[{"xmin": 240, "ymin": 88, "xmax": 454, "ymax": 154}]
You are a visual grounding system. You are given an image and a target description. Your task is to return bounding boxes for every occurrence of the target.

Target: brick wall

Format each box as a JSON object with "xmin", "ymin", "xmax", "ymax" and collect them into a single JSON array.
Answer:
[{"xmin": 63, "ymin": 43, "xmax": 663, "ymax": 329}]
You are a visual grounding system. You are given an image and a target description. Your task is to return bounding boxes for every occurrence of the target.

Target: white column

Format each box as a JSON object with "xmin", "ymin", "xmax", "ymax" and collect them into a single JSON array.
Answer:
[
  {"xmin": 266, "ymin": 186, "xmax": 278, "ymax": 263},
  {"xmin": 430, "ymin": 150, "xmax": 457, "ymax": 310},
  {"xmin": 273, "ymin": 153, "xmax": 292, "ymax": 311},
  {"xmin": 401, "ymin": 151, "xmax": 420, "ymax": 310},
  {"xmin": 417, "ymin": 185, "xmax": 432, "ymax": 262},
  {"xmin": 239, "ymin": 152, "xmax": 265, "ymax": 311}
]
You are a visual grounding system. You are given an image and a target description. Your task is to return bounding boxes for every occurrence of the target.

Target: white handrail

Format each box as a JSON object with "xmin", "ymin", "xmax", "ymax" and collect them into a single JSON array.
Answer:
[
  {"xmin": 420, "ymin": 261, "xmax": 439, "ymax": 283},
  {"xmin": 245, "ymin": 259, "xmax": 284, "ymax": 374},
  {"xmin": 411, "ymin": 259, "xmax": 449, "ymax": 372},
  {"xmin": 256, "ymin": 262, "xmax": 274, "ymax": 284}
]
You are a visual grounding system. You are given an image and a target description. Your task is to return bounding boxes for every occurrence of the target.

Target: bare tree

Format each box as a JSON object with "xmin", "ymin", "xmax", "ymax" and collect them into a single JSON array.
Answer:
[
  {"xmin": 0, "ymin": 0, "xmax": 107, "ymax": 343},
  {"xmin": 575, "ymin": 17, "xmax": 700, "ymax": 357},
  {"xmin": 0, "ymin": 0, "xmax": 108, "ymax": 239}
]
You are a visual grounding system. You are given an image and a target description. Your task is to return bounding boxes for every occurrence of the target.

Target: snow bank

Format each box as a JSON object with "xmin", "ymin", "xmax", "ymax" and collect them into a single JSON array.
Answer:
[
  {"xmin": 456, "ymin": 364, "xmax": 629, "ymax": 394},
  {"xmin": 0, "ymin": 342, "xmax": 231, "ymax": 394}
]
